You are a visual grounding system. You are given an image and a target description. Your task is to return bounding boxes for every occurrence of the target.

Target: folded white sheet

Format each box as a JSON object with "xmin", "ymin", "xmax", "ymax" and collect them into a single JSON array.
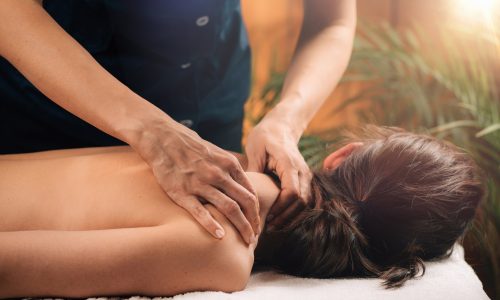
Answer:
[{"xmin": 90, "ymin": 244, "xmax": 488, "ymax": 300}]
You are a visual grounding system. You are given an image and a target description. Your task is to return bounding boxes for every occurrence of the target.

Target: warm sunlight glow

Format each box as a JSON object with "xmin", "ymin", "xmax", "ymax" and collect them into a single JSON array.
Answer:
[
  {"xmin": 454, "ymin": 0, "xmax": 500, "ymax": 56},
  {"xmin": 455, "ymin": 0, "xmax": 495, "ymax": 23}
]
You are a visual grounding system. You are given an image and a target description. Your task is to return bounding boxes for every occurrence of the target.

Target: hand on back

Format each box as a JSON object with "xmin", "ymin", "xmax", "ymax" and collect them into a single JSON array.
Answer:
[{"xmin": 135, "ymin": 121, "xmax": 260, "ymax": 244}]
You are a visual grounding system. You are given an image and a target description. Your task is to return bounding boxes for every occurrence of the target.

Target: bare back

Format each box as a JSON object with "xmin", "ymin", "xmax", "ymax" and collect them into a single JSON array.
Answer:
[
  {"xmin": 0, "ymin": 146, "xmax": 195, "ymax": 231},
  {"xmin": 0, "ymin": 146, "xmax": 261, "ymax": 297}
]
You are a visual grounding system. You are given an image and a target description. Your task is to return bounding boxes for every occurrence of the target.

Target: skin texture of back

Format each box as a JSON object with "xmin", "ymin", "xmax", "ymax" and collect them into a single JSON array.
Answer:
[
  {"xmin": 0, "ymin": 146, "xmax": 281, "ymax": 297},
  {"xmin": 0, "ymin": 146, "xmax": 186, "ymax": 231}
]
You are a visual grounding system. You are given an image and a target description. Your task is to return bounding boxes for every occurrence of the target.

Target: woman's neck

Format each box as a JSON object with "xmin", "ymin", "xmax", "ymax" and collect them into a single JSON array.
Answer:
[
  {"xmin": 244, "ymin": 171, "xmax": 281, "ymax": 233},
  {"xmin": 226, "ymin": 151, "xmax": 281, "ymax": 232}
]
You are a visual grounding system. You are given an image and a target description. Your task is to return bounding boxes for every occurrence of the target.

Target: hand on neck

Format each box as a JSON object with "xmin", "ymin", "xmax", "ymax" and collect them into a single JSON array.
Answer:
[{"xmin": 244, "ymin": 171, "xmax": 281, "ymax": 233}]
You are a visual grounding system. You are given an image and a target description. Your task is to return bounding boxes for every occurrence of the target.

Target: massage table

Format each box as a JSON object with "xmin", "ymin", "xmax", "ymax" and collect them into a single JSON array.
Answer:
[{"xmin": 77, "ymin": 244, "xmax": 489, "ymax": 300}]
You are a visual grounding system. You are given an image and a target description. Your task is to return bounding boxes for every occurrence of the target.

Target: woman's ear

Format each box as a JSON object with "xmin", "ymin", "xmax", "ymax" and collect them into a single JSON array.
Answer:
[{"xmin": 323, "ymin": 142, "xmax": 363, "ymax": 171}]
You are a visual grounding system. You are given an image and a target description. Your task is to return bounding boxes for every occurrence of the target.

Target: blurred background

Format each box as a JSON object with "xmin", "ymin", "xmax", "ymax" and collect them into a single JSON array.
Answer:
[{"xmin": 240, "ymin": 0, "xmax": 500, "ymax": 298}]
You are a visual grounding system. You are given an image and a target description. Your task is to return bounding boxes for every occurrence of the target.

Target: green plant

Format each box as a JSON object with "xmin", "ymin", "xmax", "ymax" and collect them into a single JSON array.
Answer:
[{"xmin": 246, "ymin": 20, "xmax": 499, "ymax": 299}]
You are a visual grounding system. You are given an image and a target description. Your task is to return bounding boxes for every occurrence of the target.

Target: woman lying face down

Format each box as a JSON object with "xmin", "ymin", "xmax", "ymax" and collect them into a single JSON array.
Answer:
[
  {"xmin": 0, "ymin": 126, "xmax": 483, "ymax": 298},
  {"xmin": 255, "ymin": 125, "xmax": 484, "ymax": 288}
]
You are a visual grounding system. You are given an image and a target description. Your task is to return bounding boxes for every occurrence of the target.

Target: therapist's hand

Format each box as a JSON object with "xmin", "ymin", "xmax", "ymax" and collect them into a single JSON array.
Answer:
[
  {"xmin": 133, "ymin": 119, "xmax": 260, "ymax": 244},
  {"xmin": 245, "ymin": 119, "xmax": 313, "ymax": 230}
]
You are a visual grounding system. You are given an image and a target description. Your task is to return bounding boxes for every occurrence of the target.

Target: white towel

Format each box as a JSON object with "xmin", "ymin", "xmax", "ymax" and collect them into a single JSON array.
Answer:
[{"xmin": 85, "ymin": 244, "xmax": 489, "ymax": 300}]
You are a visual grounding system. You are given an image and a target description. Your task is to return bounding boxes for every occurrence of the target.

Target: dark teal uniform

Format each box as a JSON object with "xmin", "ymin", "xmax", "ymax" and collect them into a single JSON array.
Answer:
[{"xmin": 0, "ymin": 0, "xmax": 251, "ymax": 153}]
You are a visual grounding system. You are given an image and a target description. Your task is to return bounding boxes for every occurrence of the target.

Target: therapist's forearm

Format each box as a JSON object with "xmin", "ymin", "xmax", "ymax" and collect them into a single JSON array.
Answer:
[
  {"xmin": 262, "ymin": 0, "xmax": 356, "ymax": 140},
  {"xmin": 0, "ymin": 0, "xmax": 176, "ymax": 147},
  {"xmin": 0, "ymin": 1, "xmax": 262, "ymax": 243}
]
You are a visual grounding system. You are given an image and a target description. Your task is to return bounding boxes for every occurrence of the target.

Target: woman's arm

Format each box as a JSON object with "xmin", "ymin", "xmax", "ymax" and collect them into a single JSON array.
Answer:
[{"xmin": 0, "ymin": 205, "xmax": 254, "ymax": 298}]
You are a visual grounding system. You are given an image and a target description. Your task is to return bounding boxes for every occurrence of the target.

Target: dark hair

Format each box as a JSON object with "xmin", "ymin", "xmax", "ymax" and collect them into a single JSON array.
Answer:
[{"xmin": 268, "ymin": 126, "xmax": 484, "ymax": 288}]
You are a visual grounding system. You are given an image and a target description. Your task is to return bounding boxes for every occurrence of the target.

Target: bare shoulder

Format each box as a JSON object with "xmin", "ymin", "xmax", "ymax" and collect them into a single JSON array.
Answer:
[
  {"xmin": 141, "ymin": 204, "xmax": 255, "ymax": 295},
  {"xmin": 202, "ymin": 204, "xmax": 255, "ymax": 290}
]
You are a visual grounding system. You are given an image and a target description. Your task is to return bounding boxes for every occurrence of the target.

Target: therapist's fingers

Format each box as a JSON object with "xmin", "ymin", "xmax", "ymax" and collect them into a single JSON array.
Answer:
[
  {"xmin": 246, "ymin": 146, "xmax": 266, "ymax": 173},
  {"xmin": 298, "ymin": 168, "xmax": 313, "ymax": 208},
  {"xmin": 270, "ymin": 168, "xmax": 312, "ymax": 228},
  {"xmin": 227, "ymin": 157, "xmax": 261, "ymax": 235},
  {"xmin": 267, "ymin": 168, "xmax": 301, "ymax": 222},
  {"xmin": 209, "ymin": 152, "xmax": 261, "ymax": 236},
  {"xmin": 198, "ymin": 187, "xmax": 255, "ymax": 244},
  {"xmin": 268, "ymin": 166, "xmax": 300, "ymax": 211},
  {"xmin": 138, "ymin": 123, "xmax": 259, "ymax": 243},
  {"xmin": 170, "ymin": 192, "xmax": 225, "ymax": 239},
  {"xmin": 267, "ymin": 158, "xmax": 313, "ymax": 228},
  {"xmin": 220, "ymin": 176, "xmax": 261, "ymax": 236}
]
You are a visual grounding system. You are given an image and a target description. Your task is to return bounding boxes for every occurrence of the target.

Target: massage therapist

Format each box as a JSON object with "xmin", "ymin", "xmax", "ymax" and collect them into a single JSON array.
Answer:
[{"xmin": 0, "ymin": 0, "xmax": 356, "ymax": 244}]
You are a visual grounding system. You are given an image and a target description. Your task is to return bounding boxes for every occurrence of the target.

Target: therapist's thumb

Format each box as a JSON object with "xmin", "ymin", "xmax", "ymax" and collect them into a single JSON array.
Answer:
[{"xmin": 246, "ymin": 152, "xmax": 266, "ymax": 172}]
